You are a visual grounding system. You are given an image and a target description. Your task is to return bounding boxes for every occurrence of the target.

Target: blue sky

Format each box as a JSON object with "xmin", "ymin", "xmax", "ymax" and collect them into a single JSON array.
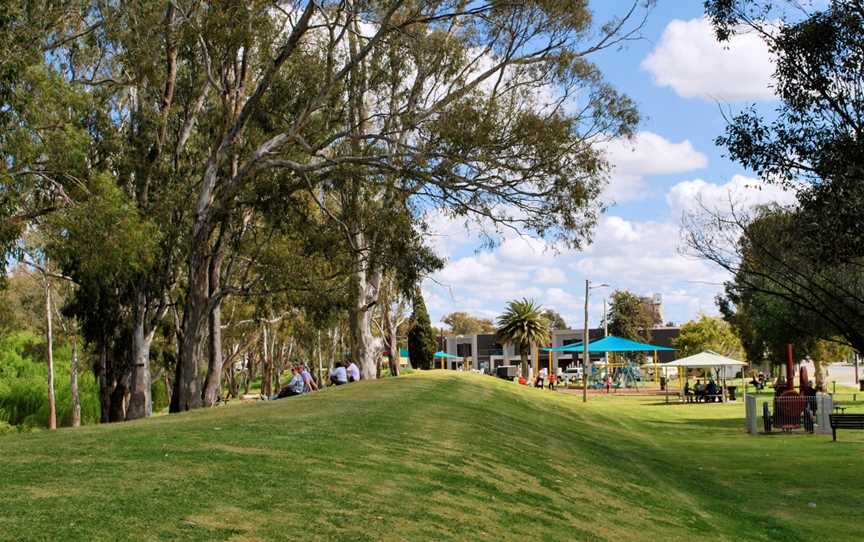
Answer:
[{"xmin": 422, "ymin": 1, "xmax": 796, "ymax": 331}]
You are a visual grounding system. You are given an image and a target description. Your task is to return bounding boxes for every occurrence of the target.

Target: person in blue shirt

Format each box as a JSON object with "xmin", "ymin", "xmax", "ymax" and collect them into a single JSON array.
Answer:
[{"xmin": 262, "ymin": 366, "xmax": 305, "ymax": 400}]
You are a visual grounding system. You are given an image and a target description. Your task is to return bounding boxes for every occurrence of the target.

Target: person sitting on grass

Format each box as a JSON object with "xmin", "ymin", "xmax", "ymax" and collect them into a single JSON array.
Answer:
[
  {"xmin": 347, "ymin": 360, "xmax": 360, "ymax": 382},
  {"xmin": 301, "ymin": 364, "xmax": 318, "ymax": 392},
  {"xmin": 330, "ymin": 362, "xmax": 348, "ymax": 386},
  {"xmin": 261, "ymin": 366, "xmax": 305, "ymax": 400}
]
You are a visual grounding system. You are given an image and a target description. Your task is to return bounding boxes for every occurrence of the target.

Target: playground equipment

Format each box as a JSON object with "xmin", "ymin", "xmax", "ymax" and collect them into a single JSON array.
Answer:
[{"xmin": 541, "ymin": 336, "xmax": 674, "ymax": 391}]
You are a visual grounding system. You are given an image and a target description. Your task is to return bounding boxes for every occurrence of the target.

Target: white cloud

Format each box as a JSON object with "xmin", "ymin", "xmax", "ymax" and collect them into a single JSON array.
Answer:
[
  {"xmin": 666, "ymin": 174, "xmax": 797, "ymax": 218},
  {"xmin": 424, "ymin": 213, "xmax": 728, "ymax": 329},
  {"xmin": 641, "ymin": 17, "xmax": 775, "ymax": 101},
  {"xmin": 600, "ymin": 131, "xmax": 708, "ymax": 203}
]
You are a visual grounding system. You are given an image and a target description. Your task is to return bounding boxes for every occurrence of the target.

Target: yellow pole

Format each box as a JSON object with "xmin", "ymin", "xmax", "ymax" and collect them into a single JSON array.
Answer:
[{"xmin": 548, "ymin": 350, "xmax": 552, "ymax": 373}]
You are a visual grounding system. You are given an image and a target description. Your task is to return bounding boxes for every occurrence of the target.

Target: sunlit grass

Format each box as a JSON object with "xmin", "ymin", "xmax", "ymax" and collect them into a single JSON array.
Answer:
[{"xmin": 0, "ymin": 371, "xmax": 861, "ymax": 541}]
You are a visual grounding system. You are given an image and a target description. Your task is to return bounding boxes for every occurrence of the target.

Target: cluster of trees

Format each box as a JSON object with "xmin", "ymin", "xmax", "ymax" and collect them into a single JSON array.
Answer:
[
  {"xmin": 0, "ymin": 1, "xmax": 647, "ymax": 426},
  {"xmin": 442, "ymin": 308, "xmax": 566, "ymax": 336},
  {"xmin": 685, "ymin": 1, "xmax": 864, "ymax": 377}
]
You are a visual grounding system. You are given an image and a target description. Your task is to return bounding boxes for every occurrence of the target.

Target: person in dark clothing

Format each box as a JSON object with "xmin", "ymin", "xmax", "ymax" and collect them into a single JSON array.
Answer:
[{"xmin": 706, "ymin": 380, "xmax": 718, "ymax": 402}]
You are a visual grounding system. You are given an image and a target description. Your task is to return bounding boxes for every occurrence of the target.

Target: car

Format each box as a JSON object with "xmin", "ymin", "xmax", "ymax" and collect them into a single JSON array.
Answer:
[{"xmin": 561, "ymin": 366, "xmax": 583, "ymax": 385}]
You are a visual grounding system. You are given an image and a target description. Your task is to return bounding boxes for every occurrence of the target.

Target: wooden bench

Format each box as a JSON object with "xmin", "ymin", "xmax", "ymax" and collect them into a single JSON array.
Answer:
[{"xmin": 829, "ymin": 414, "xmax": 864, "ymax": 441}]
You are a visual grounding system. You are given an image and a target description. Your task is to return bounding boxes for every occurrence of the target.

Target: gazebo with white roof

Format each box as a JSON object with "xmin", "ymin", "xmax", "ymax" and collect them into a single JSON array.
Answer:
[{"xmin": 659, "ymin": 350, "xmax": 748, "ymax": 402}]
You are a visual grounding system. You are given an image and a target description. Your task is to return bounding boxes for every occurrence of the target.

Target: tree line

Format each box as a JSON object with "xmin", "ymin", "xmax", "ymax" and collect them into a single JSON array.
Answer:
[
  {"xmin": 0, "ymin": 1, "xmax": 648, "ymax": 426},
  {"xmin": 686, "ymin": 1, "xmax": 864, "ymax": 377}
]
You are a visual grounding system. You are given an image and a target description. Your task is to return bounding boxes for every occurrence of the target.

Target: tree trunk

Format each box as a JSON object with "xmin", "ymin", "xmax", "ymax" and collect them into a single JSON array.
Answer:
[
  {"xmin": 349, "ymin": 251, "xmax": 383, "ymax": 380},
  {"xmin": 109, "ymin": 378, "xmax": 128, "ymax": 423},
  {"xmin": 521, "ymin": 351, "xmax": 529, "ymax": 380},
  {"xmin": 202, "ymin": 240, "xmax": 226, "ymax": 406},
  {"xmin": 172, "ymin": 243, "xmax": 209, "ymax": 412},
  {"xmin": 127, "ymin": 291, "xmax": 154, "ymax": 420},
  {"xmin": 70, "ymin": 337, "xmax": 81, "ymax": 428},
  {"xmin": 202, "ymin": 301, "xmax": 224, "ymax": 406},
  {"xmin": 97, "ymin": 339, "xmax": 111, "ymax": 423},
  {"xmin": 44, "ymin": 278, "xmax": 56, "ymax": 430},
  {"xmin": 386, "ymin": 306, "xmax": 400, "ymax": 377},
  {"xmin": 261, "ymin": 324, "xmax": 272, "ymax": 396}
]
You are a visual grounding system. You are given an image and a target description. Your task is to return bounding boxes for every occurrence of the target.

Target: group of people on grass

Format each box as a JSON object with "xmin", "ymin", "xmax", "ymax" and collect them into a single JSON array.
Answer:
[
  {"xmin": 262, "ymin": 360, "xmax": 361, "ymax": 400},
  {"xmin": 683, "ymin": 379, "xmax": 723, "ymax": 403},
  {"xmin": 517, "ymin": 367, "xmax": 560, "ymax": 390}
]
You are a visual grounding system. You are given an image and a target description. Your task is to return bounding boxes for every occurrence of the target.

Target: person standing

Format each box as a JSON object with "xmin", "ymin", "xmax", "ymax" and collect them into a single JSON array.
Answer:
[
  {"xmin": 347, "ymin": 360, "xmax": 360, "ymax": 383},
  {"xmin": 537, "ymin": 367, "xmax": 548, "ymax": 389}
]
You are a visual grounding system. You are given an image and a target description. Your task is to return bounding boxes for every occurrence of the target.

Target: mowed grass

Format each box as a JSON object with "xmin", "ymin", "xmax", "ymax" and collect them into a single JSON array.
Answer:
[{"xmin": 1, "ymin": 372, "xmax": 862, "ymax": 541}]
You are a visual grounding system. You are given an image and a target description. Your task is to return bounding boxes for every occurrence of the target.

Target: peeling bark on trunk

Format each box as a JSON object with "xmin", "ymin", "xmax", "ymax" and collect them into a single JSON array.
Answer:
[
  {"xmin": 201, "ymin": 301, "xmax": 223, "ymax": 406},
  {"xmin": 127, "ymin": 290, "xmax": 154, "ymax": 420},
  {"xmin": 70, "ymin": 337, "xmax": 81, "ymax": 428},
  {"xmin": 384, "ymin": 301, "xmax": 400, "ymax": 377},
  {"xmin": 349, "ymin": 245, "xmax": 383, "ymax": 380},
  {"xmin": 202, "ymin": 248, "xmax": 225, "ymax": 407},
  {"xmin": 172, "ymin": 241, "xmax": 209, "ymax": 412},
  {"xmin": 44, "ymin": 278, "xmax": 56, "ymax": 430}
]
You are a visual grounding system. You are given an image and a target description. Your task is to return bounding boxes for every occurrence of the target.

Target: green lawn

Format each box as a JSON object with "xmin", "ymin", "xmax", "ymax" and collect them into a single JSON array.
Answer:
[{"xmin": 1, "ymin": 372, "xmax": 862, "ymax": 541}]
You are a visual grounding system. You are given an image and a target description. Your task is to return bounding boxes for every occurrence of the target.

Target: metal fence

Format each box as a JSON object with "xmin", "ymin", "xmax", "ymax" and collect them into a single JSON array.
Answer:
[{"xmin": 746, "ymin": 393, "xmax": 833, "ymax": 435}]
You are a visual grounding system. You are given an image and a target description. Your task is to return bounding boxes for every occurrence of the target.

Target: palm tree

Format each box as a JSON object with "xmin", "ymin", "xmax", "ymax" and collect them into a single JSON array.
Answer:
[{"xmin": 496, "ymin": 299, "xmax": 550, "ymax": 378}]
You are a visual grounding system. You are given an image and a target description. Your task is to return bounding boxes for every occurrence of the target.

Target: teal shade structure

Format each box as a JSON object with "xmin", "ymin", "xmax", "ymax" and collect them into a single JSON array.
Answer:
[
  {"xmin": 433, "ymin": 351, "xmax": 462, "ymax": 359},
  {"xmin": 542, "ymin": 335, "xmax": 675, "ymax": 353}
]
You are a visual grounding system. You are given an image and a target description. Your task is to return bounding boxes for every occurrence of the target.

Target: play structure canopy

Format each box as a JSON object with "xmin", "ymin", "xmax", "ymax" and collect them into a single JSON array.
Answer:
[
  {"xmin": 660, "ymin": 350, "xmax": 746, "ymax": 369},
  {"xmin": 542, "ymin": 335, "xmax": 675, "ymax": 353},
  {"xmin": 434, "ymin": 351, "xmax": 462, "ymax": 359},
  {"xmin": 541, "ymin": 342, "xmax": 583, "ymax": 352}
]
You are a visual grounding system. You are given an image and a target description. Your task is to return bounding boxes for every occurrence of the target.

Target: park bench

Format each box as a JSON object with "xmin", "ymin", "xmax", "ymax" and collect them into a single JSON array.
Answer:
[{"xmin": 829, "ymin": 413, "xmax": 864, "ymax": 441}]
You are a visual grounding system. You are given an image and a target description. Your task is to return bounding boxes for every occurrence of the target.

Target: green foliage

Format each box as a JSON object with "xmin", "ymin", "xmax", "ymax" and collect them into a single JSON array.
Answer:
[
  {"xmin": 608, "ymin": 290, "xmax": 656, "ymax": 343},
  {"xmin": 673, "ymin": 315, "xmax": 743, "ymax": 359},
  {"xmin": 407, "ymin": 291, "xmax": 436, "ymax": 370},
  {"xmin": 701, "ymin": 1, "xmax": 864, "ymax": 356},
  {"xmin": 496, "ymin": 299, "xmax": 550, "ymax": 375},
  {"xmin": 442, "ymin": 312, "xmax": 495, "ymax": 335},
  {"xmin": 541, "ymin": 309, "xmax": 568, "ymax": 330},
  {"xmin": 0, "ymin": 331, "xmax": 99, "ymax": 428}
]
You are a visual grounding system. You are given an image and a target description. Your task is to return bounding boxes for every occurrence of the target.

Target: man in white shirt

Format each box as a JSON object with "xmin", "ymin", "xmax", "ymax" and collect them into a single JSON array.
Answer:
[
  {"xmin": 347, "ymin": 361, "xmax": 360, "ymax": 382},
  {"xmin": 330, "ymin": 363, "xmax": 348, "ymax": 386}
]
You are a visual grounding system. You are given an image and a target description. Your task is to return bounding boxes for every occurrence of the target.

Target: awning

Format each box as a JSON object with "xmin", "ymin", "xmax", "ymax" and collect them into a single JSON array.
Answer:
[
  {"xmin": 541, "ymin": 342, "xmax": 583, "ymax": 352},
  {"xmin": 660, "ymin": 350, "xmax": 746, "ymax": 369},
  {"xmin": 544, "ymin": 335, "xmax": 675, "ymax": 353},
  {"xmin": 434, "ymin": 351, "xmax": 462, "ymax": 359}
]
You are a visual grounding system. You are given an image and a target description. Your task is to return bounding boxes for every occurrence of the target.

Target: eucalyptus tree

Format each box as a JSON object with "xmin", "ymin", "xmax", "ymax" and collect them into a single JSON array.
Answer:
[
  {"xmin": 2, "ymin": 1, "xmax": 645, "ymax": 415},
  {"xmin": 303, "ymin": 1, "xmax": 645, "ymax": 378}
]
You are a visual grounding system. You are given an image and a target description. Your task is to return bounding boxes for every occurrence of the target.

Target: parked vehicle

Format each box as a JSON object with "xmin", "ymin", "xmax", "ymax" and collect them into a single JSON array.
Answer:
[
  {"xmin": 562, "ymin": 366, "xmax": 583, "ymax": 385},
  {"xmin": 495, "ymin": 365, "xmax": 518, "ymax": 380}
]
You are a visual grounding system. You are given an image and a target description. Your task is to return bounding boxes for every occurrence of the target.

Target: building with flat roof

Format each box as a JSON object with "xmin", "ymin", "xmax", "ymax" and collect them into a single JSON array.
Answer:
[{"xmin": 442, "ymin": 327, "xmax": 680, "ymax": 374}]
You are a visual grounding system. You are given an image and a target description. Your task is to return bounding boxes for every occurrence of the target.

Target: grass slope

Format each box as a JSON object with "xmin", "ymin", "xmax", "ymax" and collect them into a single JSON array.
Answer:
[{"xmin": 1, "ymin": 372, "xmax": 862, "ymax": 541}]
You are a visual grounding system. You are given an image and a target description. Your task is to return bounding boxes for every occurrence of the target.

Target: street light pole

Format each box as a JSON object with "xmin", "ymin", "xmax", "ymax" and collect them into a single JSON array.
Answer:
[
  {"xmin": 583, "ymin": 280, "xmax": 589, "ymax": 403},
  {"xmin": 582, "ymin": 281, "xmax": 609, "ymax": 403}
]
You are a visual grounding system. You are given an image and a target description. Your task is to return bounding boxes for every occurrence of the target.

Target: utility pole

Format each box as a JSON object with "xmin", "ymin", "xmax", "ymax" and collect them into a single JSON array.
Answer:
[
  {"xmin": 583, "ymin": 279, "xmax": 589, "ymax": 403},
  {"xmin": 603, "ymin": 298, "xmax": 609, "ymax": 368},
  {"xmin": 582, "ymin": 281, "xmax": 609, "ymax": 403}
]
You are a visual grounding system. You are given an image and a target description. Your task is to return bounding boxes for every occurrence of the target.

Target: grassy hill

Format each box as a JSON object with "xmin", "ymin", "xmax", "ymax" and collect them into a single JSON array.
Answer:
[{"xmin": 0, "ymin": 372, "xmax": 861, "ymax": 541}]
